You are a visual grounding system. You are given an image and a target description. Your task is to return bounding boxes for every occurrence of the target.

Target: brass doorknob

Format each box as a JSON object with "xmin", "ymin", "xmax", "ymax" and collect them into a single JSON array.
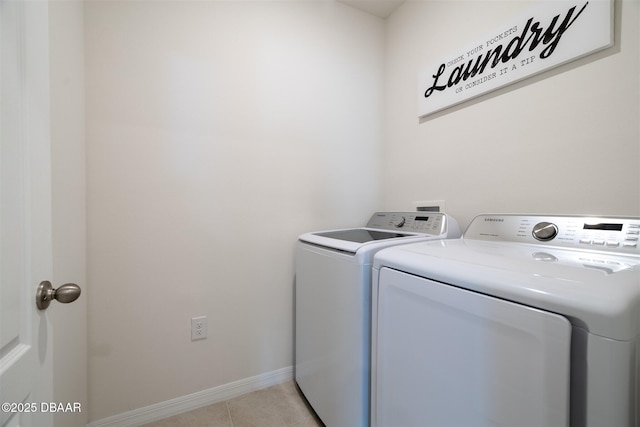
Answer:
[{"xmin": 36, "ymin": 281, "xmax": 81, "ymax": 310}]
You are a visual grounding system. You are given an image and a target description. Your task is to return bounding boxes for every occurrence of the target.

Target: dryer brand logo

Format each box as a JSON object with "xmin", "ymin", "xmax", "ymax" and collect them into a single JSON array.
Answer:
[
  {"xmin": 417, "ymin": 0, "xmax": 613, "ymax": 117},
  {"xmin": 484, "ymin": 218, "xmax": 504, "ymax": 222}
]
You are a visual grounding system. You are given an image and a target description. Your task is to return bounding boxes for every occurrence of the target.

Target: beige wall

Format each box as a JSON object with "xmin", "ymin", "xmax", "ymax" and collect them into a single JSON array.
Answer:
[
  {"xmin": 85, "ymin": 1, "xmax": 384, "ymax": 421},
  {"xmin": 50, "ymin": 1, "xmax": 87, "ymax": 426},
  {"xmin": 382, "ymin": 0, "xmax": 639, "ymax": 228},
  {"xmin": 84, "ymin": 0, "xmax": 639, "ymax": 422}
]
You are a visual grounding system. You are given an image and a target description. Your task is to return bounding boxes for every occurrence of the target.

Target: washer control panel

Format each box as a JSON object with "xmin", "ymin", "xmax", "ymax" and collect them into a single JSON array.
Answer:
[
  {"xmin": 465, "ymin": 214, "xmax": 640, "ymax": 255},
  {"xmin": 366, "ymin": 212, "xmax": 447, "ymax": 235}
]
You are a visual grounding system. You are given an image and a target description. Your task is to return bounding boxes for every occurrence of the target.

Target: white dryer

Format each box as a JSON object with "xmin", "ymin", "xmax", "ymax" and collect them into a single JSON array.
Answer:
[
  {"xmin": 371, "ymin": 214, "xmax": 640, "ymax": 427},
  {"xmin": 295, "ymin": 212, "xmax": 460, "ymax": 427}
]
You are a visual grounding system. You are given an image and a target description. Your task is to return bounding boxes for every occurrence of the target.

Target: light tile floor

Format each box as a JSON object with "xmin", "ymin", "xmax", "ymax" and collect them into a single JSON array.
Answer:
[{"xmin": 141, "ymin": 381, "xmax": 324, "ymax": 427}]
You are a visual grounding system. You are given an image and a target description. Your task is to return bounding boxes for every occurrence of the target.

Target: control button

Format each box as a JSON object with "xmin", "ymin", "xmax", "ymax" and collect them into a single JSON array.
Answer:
[
  {"xmin": 626, "ymin": 237, "xmax": 639, "ymax": 241},
  {"xmin": 606, "ymin": 241, "xmax": 620, "ymax": 247},
  {"xmin": 593, "ymin": 240, "xmax": 605, "ymax": 245},
  {"xmin": 579, "ymin": 239, "xmax": 591, "ymax": 244},
  {"xmin": 623, "ymin": 242, "xmax": 638, "ymax": 248},
  {"xmin": 627, "ymin": 230, "xmax": 640, "ymax": 235},
  {"xmin": 532, "ymin": 222, "xmax": 558, "ymax": 241}
]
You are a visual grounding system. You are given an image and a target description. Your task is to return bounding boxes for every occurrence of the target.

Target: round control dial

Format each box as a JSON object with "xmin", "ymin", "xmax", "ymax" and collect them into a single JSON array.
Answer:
[
  {"xmin": 393, "ymin": 216, "xmax": 406, "ymax": 228},
  {"xmin": 532, "ymin": 222, "xmax": 558, "ymax": 241}
]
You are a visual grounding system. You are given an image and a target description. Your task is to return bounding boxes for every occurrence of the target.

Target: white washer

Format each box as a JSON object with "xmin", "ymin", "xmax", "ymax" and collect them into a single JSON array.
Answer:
[
  {"xmin": 295, "ymin": 212, "xmax": 460, "ymax": 427},
  {"xmin": 371, "ymin": 214, "xmax": 640, "ymax": 427}
]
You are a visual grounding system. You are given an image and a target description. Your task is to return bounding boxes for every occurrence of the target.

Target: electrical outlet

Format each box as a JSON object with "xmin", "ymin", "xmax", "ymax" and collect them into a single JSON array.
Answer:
[{"xmin": 191, "ymin": 316, "xmax": 207, "ymax": 341}]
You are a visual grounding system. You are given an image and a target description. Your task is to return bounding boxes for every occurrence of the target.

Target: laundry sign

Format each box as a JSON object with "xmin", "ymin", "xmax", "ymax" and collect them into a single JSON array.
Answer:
[{"xmin": 418, "ymin": 0, "xmax": 613, "ymax": 118}]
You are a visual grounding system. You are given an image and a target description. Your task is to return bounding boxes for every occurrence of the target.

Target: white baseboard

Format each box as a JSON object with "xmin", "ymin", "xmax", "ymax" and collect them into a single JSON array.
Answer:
[{"xmin": 87, "ymin": 366, "xmax": 294, "ymax": 427}]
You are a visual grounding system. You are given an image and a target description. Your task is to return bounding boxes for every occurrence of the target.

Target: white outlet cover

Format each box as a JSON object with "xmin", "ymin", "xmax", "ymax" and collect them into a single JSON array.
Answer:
[{"xmin": 191, "ymin": 316, "xmax": 207, "ymax": 341}]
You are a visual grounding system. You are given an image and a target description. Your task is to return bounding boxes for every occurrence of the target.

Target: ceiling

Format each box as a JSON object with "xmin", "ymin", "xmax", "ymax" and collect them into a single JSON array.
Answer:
[{"xmin": 337, "ymin": 0, "xmax": 406, "ymax": 19}]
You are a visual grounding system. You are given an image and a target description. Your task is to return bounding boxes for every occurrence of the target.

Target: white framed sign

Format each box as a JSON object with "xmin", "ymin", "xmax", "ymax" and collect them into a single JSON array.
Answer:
[{"xmin": 418, "ymin": 0, "xmax": 614, "ymax": 118}]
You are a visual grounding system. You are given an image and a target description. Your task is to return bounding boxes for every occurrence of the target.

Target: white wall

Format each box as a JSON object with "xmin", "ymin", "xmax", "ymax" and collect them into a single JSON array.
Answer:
[
  {"xmin": 85, "ymin": 1, "xmax": 384, "ymax": 421},
  {"xmin": 49, "ymin": 1, "xmax": 87, "ymax": 426},
  {"xmin": 383, "ymin": 0, "xmax": 639, "ymax": 228}
]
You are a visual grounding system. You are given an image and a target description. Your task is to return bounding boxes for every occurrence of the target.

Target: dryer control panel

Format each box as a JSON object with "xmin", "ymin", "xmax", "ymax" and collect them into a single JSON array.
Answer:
[{"xmin": 464, "ymin": 214, "xmax": 640, "ymax": 256}]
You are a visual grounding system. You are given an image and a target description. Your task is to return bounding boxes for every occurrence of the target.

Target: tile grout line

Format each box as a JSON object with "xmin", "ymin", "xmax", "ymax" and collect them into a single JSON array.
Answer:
[{"xmin": 225, "ymin": 400, "xmax": 234, "ymax": 427}]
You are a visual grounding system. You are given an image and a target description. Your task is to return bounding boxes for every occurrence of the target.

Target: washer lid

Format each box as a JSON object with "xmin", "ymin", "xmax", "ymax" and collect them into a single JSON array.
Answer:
[
  {"xmin": 299, "ymin": 228, "xmax": 424, "ymax": 254},
  {"xmin": 374, "ymin": 238, "xmax": 640, "ymax": 341},
  {"xmin": 314, "ymin": 229, "xmax": 413, "ymax": 243},
  {"xmin": 298, "ymin": 212, "xmax": 460, "ymax": 254}
]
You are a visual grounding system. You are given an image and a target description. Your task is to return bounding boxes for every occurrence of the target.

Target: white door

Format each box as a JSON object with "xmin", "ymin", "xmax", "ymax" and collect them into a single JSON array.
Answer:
[
  {"xmin": 1, "ymin": 0, "xmax": 55, "ymax": 425},
  {"xmin": 374, "ymin": 267, "xmax": 572, "ymax": 427}
]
